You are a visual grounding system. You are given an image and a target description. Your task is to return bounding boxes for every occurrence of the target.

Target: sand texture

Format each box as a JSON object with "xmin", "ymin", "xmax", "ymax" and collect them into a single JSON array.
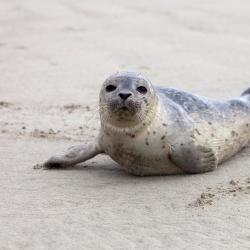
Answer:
[{"xmin": 0, "ymin": 0, "xmax": 250, "ymax": 249}]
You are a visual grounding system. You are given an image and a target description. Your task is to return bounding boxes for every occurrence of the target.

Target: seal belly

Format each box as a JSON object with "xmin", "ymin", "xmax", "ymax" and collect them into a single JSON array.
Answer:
[{"xmin": 104, "ymin": 132, "xmax": 182, "ymax": 176}]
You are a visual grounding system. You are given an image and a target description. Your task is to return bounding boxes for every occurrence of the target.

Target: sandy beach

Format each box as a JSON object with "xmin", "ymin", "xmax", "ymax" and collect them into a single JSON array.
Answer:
[{"xmin": 0, "ymin": 0, "xmax": 250, "ymax": 249}]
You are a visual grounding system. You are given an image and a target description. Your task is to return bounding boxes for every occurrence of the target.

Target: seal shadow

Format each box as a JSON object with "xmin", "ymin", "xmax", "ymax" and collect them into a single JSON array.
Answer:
[{"xmin": 46, "ymin": 155, "xmax": 189, "ymax": 183}]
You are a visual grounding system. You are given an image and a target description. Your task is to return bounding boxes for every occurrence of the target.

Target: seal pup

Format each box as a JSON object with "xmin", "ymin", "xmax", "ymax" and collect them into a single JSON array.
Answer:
[{"xmin": 43, "ymin": 72, "xmax": 250, "ymax": 176}]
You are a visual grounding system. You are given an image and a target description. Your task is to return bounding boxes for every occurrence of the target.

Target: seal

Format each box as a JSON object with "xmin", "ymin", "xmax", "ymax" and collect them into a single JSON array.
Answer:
[{"xmin": 43, "ymin": 72, "xmax": 250, "ymax": 176}]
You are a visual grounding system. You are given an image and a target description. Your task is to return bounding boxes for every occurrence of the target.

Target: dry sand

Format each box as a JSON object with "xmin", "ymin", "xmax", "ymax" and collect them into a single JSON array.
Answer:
[{"xmin": 0, "ymin": 0, "xmax": 250, "ymax": 249}]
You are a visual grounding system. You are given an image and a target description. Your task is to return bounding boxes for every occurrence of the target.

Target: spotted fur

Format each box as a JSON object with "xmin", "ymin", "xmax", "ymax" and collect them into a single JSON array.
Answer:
[{"xmin": 44, "ymin": 72, "xmax": 250, "ymax": 176}]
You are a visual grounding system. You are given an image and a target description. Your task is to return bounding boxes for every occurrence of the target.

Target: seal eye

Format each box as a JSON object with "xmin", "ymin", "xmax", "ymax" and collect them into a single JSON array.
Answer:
[
  {"xmin": 106, "ymin": 85, "xmax": 117, "ymax": 92},
  {"xmin": 137, "ymin": 86, "xmax": 147, "ymax": 94}
]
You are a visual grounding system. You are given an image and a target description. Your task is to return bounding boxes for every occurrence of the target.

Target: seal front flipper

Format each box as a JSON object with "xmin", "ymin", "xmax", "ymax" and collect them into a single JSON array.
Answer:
[
  {"xmin": 169, "ymin": 143, "xmax": 218, "ymax": 174},
  {"xmin": 43, "ymin": 142, "xmax": 103, "ymax": 169}
]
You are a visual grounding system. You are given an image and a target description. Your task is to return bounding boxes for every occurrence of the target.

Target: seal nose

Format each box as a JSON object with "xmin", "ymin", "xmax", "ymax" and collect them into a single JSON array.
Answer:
[{"xmin": 119, "ymin": 92, "xmax": 132, "ymax": 100}]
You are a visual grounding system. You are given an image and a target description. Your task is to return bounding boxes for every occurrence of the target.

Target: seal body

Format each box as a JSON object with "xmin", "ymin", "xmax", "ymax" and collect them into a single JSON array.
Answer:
[
  {"xmin": 44, "ymin": 72, "xmax": 250, "ymax": 176},
  {"xmin": 98, "ymin": 72, "xmax": 250, "ymax": 176}
]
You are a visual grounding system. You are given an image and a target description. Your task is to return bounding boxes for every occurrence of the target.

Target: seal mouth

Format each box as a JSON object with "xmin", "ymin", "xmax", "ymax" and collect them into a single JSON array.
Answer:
[
  {"xmin": 107, "ymin": 99, "xmax": 140, "ymax": 115},
  {"xmin": 119, "ymin": 106, "xmax": 129, "ymax": 112},
  {"xmin": 116, "ymin": 105, "xmax": 136, "ymax": 114}
]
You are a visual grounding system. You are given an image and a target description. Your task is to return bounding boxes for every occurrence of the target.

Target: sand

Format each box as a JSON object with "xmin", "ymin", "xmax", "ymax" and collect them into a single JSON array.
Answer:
[{"xmin": 0, "ymin": 0, "xmax": 250, "ymax": 249}]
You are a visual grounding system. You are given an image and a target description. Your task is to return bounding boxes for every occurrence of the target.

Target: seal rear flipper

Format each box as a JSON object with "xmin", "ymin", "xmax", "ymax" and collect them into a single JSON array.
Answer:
[
  {"xmin": 169, "ymin": 143, "xmax": 218, "ymax": 174},
  {"xmin": 241, "ymin": 88, "xmax": 250, "ymax": 96}
]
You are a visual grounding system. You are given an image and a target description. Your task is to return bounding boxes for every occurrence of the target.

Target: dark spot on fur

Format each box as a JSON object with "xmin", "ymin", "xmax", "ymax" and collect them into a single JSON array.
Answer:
[
  {"xmin": 162, "ymin": 123, "xmax": 167, "ymax": 127},
  {"xmin": 168, "ymin": 153, "xmax": 172, "ymax": 160},
  {"xmin": 126, "ymin": 133, "xmax": 135, "ymax": 138},
  {"xmin": 246, "ymin": 123, "xmax": 249, "ymax": 127},
  {"xmin": 153, "ymin": 131, "xmax": 156, "ymax": 135},
  {"xmin": 143, "ymin": 123, "xmax": 146, "ymax": 126},
  {"xmin": 208, "ymin": 122, "xmax": 212, "ymax": 125},
  {"xmin": 145, "ymin": 139, "xmax": 149, "ymax": 146},
  {"xmin": 231, "ymin": 131, "xmax": 238, "ymax": 137},
  {"xmin": 195, "ymin": 129, "xmax": 201, "ymax": 135},
  {"xmin": 211, "ymin": 133, "xmax": 215, "ymax": 137},
  {"xmin": 161, "ymin": 135, "xmax": 166, "ymax": 140},
  {"xmin": 162, "ymin": 145, "xmax": 166, "ymax": 149},
  {"xmin": 180, "ymin": 143, "xmax": 184, "ymax": 146}
]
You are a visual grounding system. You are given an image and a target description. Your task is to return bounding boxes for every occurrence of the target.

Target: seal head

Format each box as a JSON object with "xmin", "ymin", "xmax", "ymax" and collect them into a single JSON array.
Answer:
[{"xmin": 99, "ymin": 72, "xmax": 158, "ymax": 132}]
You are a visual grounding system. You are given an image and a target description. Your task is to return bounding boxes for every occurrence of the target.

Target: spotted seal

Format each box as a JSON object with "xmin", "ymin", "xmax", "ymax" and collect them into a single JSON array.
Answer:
[{"xmin": 43, "ymin": 72, "xmax": 250, "ymax": 176}]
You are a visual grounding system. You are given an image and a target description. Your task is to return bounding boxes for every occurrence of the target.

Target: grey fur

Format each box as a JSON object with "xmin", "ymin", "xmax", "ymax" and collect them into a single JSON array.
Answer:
[{"xmin": 43, "ymin": 72, "xmax": 250, "ymax": 176}]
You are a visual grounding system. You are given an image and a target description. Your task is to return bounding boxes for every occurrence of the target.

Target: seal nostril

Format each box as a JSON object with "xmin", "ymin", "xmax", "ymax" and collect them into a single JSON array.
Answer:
[{"xmin": 119, "ymin": 93, "xmax": 132, "ymax": 100}]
